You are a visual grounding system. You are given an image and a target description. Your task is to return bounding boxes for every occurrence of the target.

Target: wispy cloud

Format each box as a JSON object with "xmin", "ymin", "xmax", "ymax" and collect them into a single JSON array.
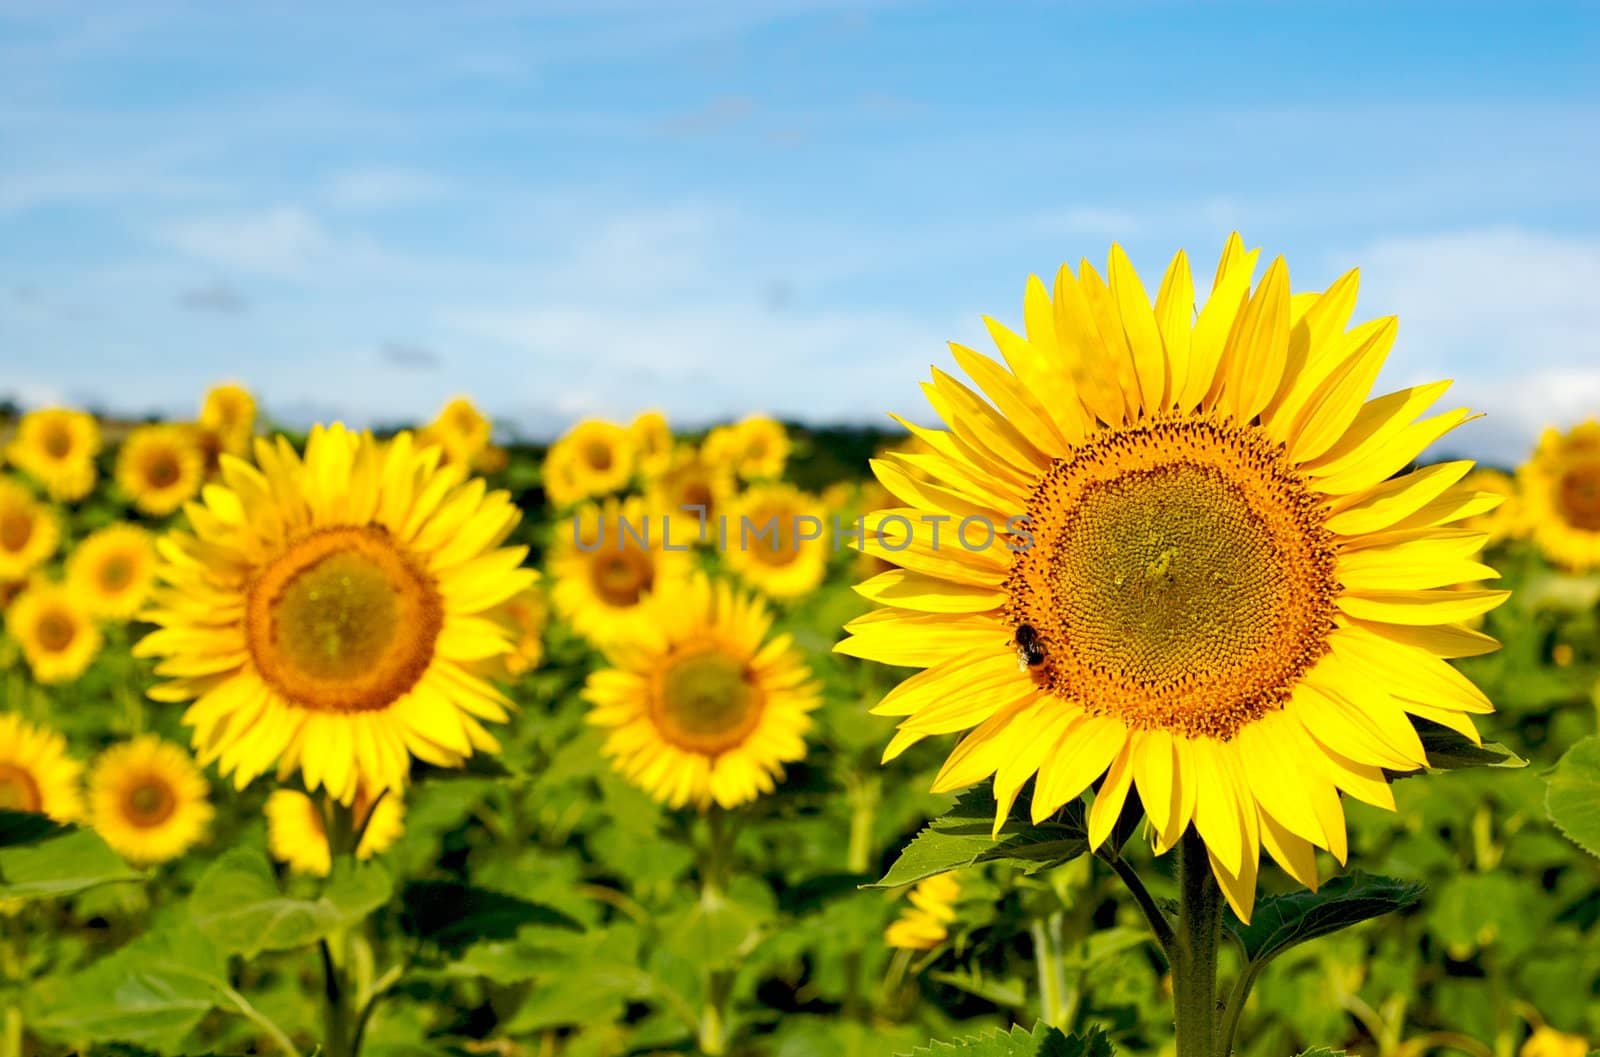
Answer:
[{"xmin": 176, "ymin": 281, "xmax": 249, "ymax": 315}]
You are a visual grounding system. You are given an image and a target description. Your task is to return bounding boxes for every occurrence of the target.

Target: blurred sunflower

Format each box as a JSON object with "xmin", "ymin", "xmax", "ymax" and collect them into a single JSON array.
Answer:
[
  {"xmin": 885, "ymin": 872, "xmax": 961, "ymax": 951},
  {"xmin": 6, "ymin": 408, "xmax": 100, "ymax": 502},
  {"xmin": 1460, "ymin": 469, "xmax": 1525, "ymax": 546},
  {"xmin": 67, "ymin": 524, "xmax": 158, "ymax": 620},
  {"xmin": 1521, "ymin": 1026, "xmax": 1588, "ymax": 1057},
  {"xmin": 706, "ymin": 415, "xmax": 790, "ymax": 481},
  {"xmin": 840, "ymin": 234, "xmax": 1506, "ymax": 920},
  {"xmin": 645, "ymin": 444, "xmax": 735, "ymax": 547},
  {"xmin": 200, "ymin": 382, "xmax": 258, "ymax": 457},
  {"xmin": 88, "ymin": 735, "xmax": 213, "ymax": 865},
  {"xmin": 723, "ymin": 483, "xmax": 829, "ymax": 600},
  {"xmin": 1519, "ymin": 419, "xmax": 1600, "ymax": 571},
  {"xmin": 7, "ymin": 583, "xmax": 102, "ymax": 684},
  {"xmin": 629, "ymin": 409, "xmax": 675, "ymax": 478},
  {"xmin": 485, "ymin": 582, "xmax": 548, "ymax": 679},
  {"xmin": 0, "ymin": 713, "xmax": 84, "ymax": 821},
  {"xmin": 116, "ymin": 424, "xmax": 204, "ymax": 517},
  {"xmin": 134, "ymin": 425, "xmax": 536, "ymax": 803},
  {"xmin": 545, "ymin": 420, "xmax": 636, "ymax": 501},
  {"xmin": 584, "ymin": 574, "xmax": 819, "ymax": 809},
  {"xmin": 266, "ymin": 786, "xmax": 405, "ymax": 876},
  {"xmin": 422, "ymin": 396, "xmax": 493, "ymax": 467},
  {"xmin": 0, "ymin": 476, "xmax": 59, "ymax": 582},
  {"xmin": 550, "ymin": 495, "xmax": 691, "ymax": 646}
]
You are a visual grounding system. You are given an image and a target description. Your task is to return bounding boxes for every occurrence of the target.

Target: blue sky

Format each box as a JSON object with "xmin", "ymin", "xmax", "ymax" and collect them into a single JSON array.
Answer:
[{"xmin": 2, "ymin": 1, "xmax": 1598, "ymax": 460}]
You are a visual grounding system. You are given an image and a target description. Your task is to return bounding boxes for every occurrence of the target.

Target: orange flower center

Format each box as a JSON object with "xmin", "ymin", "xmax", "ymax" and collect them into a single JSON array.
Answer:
[
  {"xmin": 0, "ymin": 764, "xmax": 43, "ymax": 813},
  {"xmin": 589, "ymin": 548, "xmax": 654, "ymax": 607},
  {"xmin": 42, "ymin": 424, "xmax": 73, "ymax": 459},
  {"xmin": 585, "ymin": 441, "xmax": 614, "ymax": 472},
  {"xmin": 1006, "ymin": 419, "xmax": 1338, "ymax": 740},
  {"xmin": 144, "ymin": 450, "xmax": 182, "ymax": 489},
  {"xmin": 0, "ymin": 511, "xmax": 33, "ymax": 553},
  {"xmin": 245, "ymin": 526, "xmax": 442, "ymax": 714},
  {"xmin": 35, "ymin": 608, "xmax": 78, "ymax": 653},
  {"xmin": 1558, "ymin": 460, "xmax": 1600, "ymax": 531},
  {"xmin": 651, "ymin": 644, "xmax": 765, "ymax": 755},
  {"xmin": 98, "ymin": 554, "xmax": 134, "ymax": 591},
  {"xmin": 123, "ymin": 776, "xmax": 177, "ymax": 828}
]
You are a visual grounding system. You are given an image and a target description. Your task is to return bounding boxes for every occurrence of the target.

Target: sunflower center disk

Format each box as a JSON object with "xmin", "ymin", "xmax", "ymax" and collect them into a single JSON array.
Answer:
[
  {"xmin": 42, "ymin": 427, "xmax": 72, "ymax": 459},
  {"xmin": 1558, "ymin": 462, "xmax": 1600, "ymax": 531},
  {"xmin": 746, "ymin": 512, "xmax": 802, "ymax": 568},
  {"xmin": 99, "ymin": 557, "xmax": 133, "ymax": 591},
  {"xmin": 591, "ymin": 550, "xmax": 654, "ymax": 606},
  {"xmin": 653, "ymin": 646, "xmax": 765, "ymax": 755},
  {"xmin": 0, "ymin": 512, "xmax": 32, "ymax": 552},
  {"xmin": 124, "ymin": 778, "xmax": 178, "ymax": 827},
  {"xmin": 146, "ymin": 453, "xmax": 181, "ymax": 488},
  {"xmin": 247, "ymin": 527, "xmax": 443, "ymax": 714},
  {"xmin": 1008, "ymin": 420, "xmax": 1339, "ymax": 740},
  {"xmin": 36, "ymin": 611, "xmax": 77, "ymax": 653},
  {"xmin": 0, "ymin": 764, "xmax": 43, "ymax": 813}
]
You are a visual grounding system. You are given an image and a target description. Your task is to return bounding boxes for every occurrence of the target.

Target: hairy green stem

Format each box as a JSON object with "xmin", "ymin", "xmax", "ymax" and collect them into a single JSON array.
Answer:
[{"xmin": 1172, "ymin": 830, "xmax": 1223, "ymax": 1057}]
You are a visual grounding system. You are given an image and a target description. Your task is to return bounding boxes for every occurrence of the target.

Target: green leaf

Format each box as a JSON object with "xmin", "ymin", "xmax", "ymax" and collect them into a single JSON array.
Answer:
[
  {"xmin": 26, "ymin": 924, "xmax": 229, "ymax": 1055},
  {"xmin": 1547, "ymin": 735, "xmax": 1600, "ymax": 858},
  {"xmin": 925, "ymin": 967, "xmax": 1028, "ymax": 1007},
  {"xmin": 324, "ymin": 858, "xmax": 395, "ymax": 926},
  {"xmin": 0, "ymin": 808, "xmax": 66, "ymax": 847},
  {"xmin": 1224, "ymin": 871, "xmax": 1424, "ymax": 965},
  {"xmin": 1390, "ymin": 720, "xmax": 1525, "ymax": 778},
  {"xmin": 189, "ymin": 848, "xmax": 340, "ymax": 957},
  {"xmin": 400, "ymin": 880, "xmax": 583, "ymax": 956},
  {"xmin": 660, "ymin": 887, "xmax": 769, "ymax": 971},
  {"xmin": 896, "ymin": 1022, "xmax": 1113, "ymax": 1057},
  {"xmin": 0, "ymin": 826, "xmax": 142, "ymax": 901},
  {"xmin": 872, "ymin": 788, "xmax": 1089, "ymax": 889},
  {"xmin": 1294, "ymin": 1049, "xmax": 1349, "ymax": 1056}
]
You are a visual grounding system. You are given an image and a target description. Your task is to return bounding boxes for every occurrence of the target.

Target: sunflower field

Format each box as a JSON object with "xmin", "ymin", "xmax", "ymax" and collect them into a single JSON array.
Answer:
[{"xmin": 2, "ymin": 236, "xmax": 1600, "ymax": 1057}]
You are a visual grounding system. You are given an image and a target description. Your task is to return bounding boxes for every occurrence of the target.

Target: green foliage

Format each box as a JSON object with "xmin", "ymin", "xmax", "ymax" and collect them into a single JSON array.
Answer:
[
  {"xmin": 898, "ymin": 1022, "xmax": 1113, "ymax": 1057},
  {"xmin": 0, "ymin": 823, "xmax": 141, "ymax": 901},
  {"xmin": 1547, "ymin": 735, "xmax": 1600, "ymax": 858},
  {"xmin": 189, "ymin": 848, "xmax": 346, "ymax": 957},
  {"xmin": 1223, "ymin": 872, "xmax": 1425, "ymax": 966},
  {"xmin": 399, "ymin": 880, "xmax": 582, "ymax": 956},
  {"xmin": 875, "ymin": 789, "xmax": 1090, "ymax": 888}
]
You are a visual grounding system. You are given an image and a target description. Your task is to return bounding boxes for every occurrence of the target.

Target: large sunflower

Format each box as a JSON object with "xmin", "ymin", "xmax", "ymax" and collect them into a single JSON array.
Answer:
[
  {"xmin": 116, "ymin": 424, "xmax": 204, "ymax": 517},
  {"xmin": 88, "ymin": 735, "xmax": 213, "ymax": 865},
  {"xmin": 1519, "ymin": 419, "xmax": 1600, "ymax": 571},
  {"xmin": 6, "ymin": 408, "xmax": 100, "ymax": 502},
  {"xmin": 0, "ymin": 713, "xmax": 84, "ymax": 822},
  {"xmin": 0, "ymin": 476, "xmax": 59, "ymax": 582},
  {"xmin": 265, "ymin": 786, "xmax": 405, "ymax": 877},
  {"xmin": 722, "ymin": 483, "xmax": 829, "ymax": 600},
  {"xmin": 133, "ymin": 425, "xmax": 536, "ymax": 804},
  {"xmin": 838, "ymin": 235, "xmax": 1507, "ymax": 920},
  {"xmin": 7, "ymin": 583, "xmax": 102, "ymax": 684},
  {"xmin": 67, "ymin": 524, "xmax": 158, "ymax": 620},
  {"xmin": 550, "ymin": 495, "xmax": 691, "ymax": 647},
  {"xmin": 583, "ymin": 574, "xmax": 819, "ymax": 809}
]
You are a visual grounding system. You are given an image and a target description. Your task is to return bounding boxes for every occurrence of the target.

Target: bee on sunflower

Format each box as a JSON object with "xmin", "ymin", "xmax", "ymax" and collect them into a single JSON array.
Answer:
[{"xmin": 841, "ymin": 234, "xmax": 1506, "ymax": 920}]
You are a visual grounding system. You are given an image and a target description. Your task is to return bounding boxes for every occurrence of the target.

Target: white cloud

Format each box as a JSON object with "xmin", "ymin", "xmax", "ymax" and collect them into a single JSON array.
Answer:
[{"xmin": 158, "ymin": 206, "xmax": 332, "ymax": 278}]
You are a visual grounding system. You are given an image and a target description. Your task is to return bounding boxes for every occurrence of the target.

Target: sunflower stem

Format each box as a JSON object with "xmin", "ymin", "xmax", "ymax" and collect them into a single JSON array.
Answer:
[
  {"xmin": 697, "ymin": 808, "xmax": 736, "ymax": 1055},
  {"xmin": 1172, "ymin": 829, "xmax": 1223, "ymax": 1057},
  {"xmin": 319, "ymin": 798, "xmax": 360, "ymax": 1057}
]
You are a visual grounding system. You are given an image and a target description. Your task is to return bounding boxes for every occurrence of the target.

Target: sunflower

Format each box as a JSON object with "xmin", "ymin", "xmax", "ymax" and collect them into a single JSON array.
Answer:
[
  {"xmin": 481, "ymin": 581, "xmax": 548, "ymax": 679},
  {"xmin": 583, "ymin": 574, "xmax": 819, "ymax": 809},
  {"xmin": 705, "ymin": 415, "xmax": 790, "ymax": 482},
  {"xmin": 67, "ymin": 524, "xmax": 158, "ymax": 620},
  {"xmin": 0, "ymin": 713, "xmax": 84, "ymax": 822},
  {"xmin": 7, "ymin": 583, "xmax": 102, "ymax": 684},
  {"xmin": 545, "ymin": 420, "xmax": 636, "ymax": 502},
  {"xmin": 629, "ymin": 409, "xmax": 675, "ymax": 478},
  {"xmin": 550, "ymin": 494, "xmax": 691, "ymax": 646},
  {"xmin": 838, "ymin": 235, "xmax": 1507, "ymax": 920},
  {"xmin": 422, "ymin": 397, "xmax": 493, "ymax": 467},
  {"xmin": 200, "ymin": 383, "xmax": 258, "ymax": 457},
  {"xmin": 1519, "ymin": 419, "xmax": 1600, "ymax": 571},
  {"xmin": 6, "ymin": 408, "xmax": 100, "ymax": 502},
  {"xmin": 265, "ymin": 786, "xmax": 405, "ymax": 876},
  {"xmin": 115, "ymin": 424, "xmax": 204, "ymax": 517},
  {"xmin": 645, "ymin": 444, "xmax": 736, "ymax": 547},
  {"xmin": 1460, "ymin": 469, "xmax": 1525, "ymax": 546},
  {"xmin": 1521, "ymin": 1027, "xmax": 1588, "ymax": 1057},
  {"xmin": 133, "ymin": 425, "xmax": 536, "ymax": 804},
  {"xmin": 885, "ymin": 872, "xmax": 962, "ymax": 951},
  {"xmin": 722, "ymin": 483, "xmax": 829, "ymax": 600},
  {"xmin": 88, "ymin": 736, "xmax": 213, "ymax": 864},
  {"xmin": 0, "ymin": 476, "xmax": 59, "ymax": 582}
]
